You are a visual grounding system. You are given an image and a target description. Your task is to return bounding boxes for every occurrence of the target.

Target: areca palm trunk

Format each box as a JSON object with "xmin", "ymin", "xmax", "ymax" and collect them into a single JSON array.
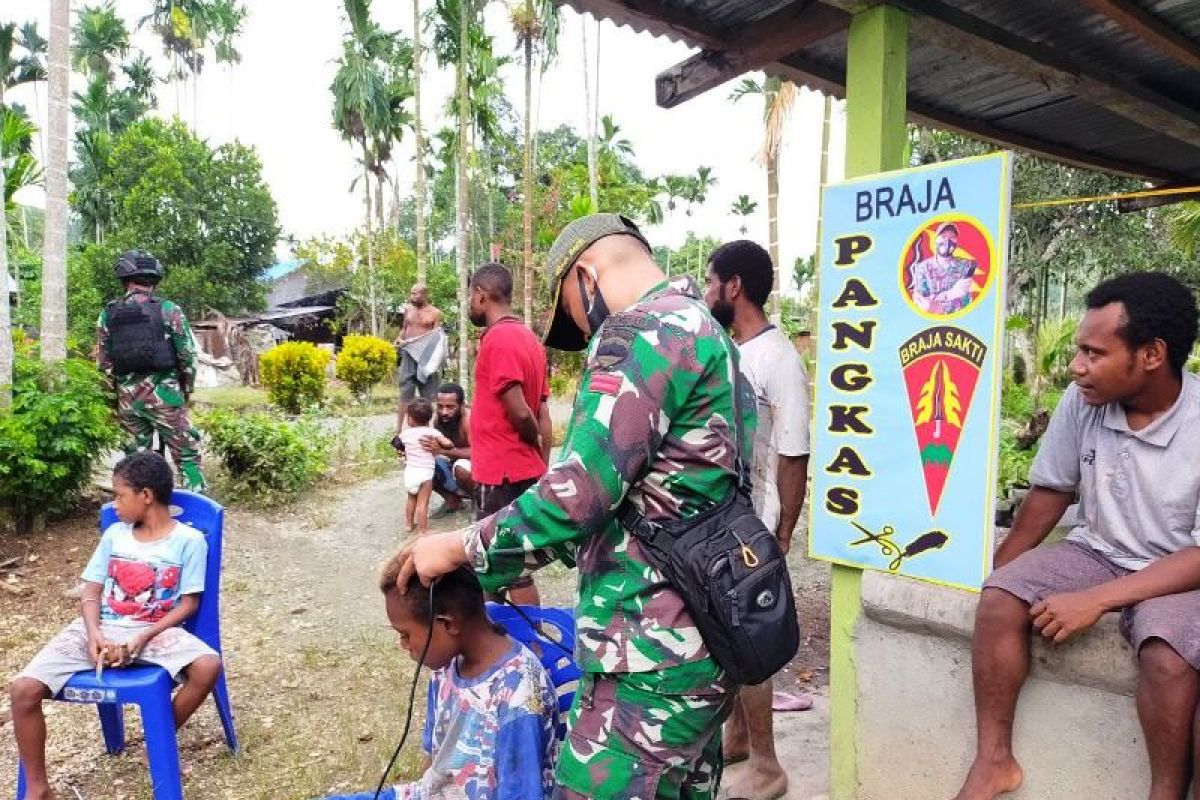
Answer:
[
  {"xmin": 766, "ymin": 151, "xmax": 781, "ymax": 324},
  {"xmin": 455, "ymin": 0, "xmax": 470, "ymax": 391},
  {"xmin": 581, "ymin": 21, "xmax": 597, "ymax": 210},
  {"xmin": 1, "ymin": 84, "xmax": 12, "ymax": 407},
  {"xmin": 813, "ymin": 93, "xmax": 832, "ymax": 315},
  {"xmin": 41, "ymin": 0, "xmax": 70, "ymax": 363},
  {"xmin": 522, "ymin": 0, "xmax": 534, "ymax": 324},
  {"xmin": 363, "ymin": 155, "xmax": 379, "ymax": 336},
  {"xmin": 413, "ymin": 0, "xmax": 427, "ymax": 283}
]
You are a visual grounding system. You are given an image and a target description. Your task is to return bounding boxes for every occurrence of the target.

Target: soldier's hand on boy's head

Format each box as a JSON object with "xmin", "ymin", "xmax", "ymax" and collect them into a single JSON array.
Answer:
[{"xmin": 396, "ymin": 531, "xmax": 469, "ymax": 592}]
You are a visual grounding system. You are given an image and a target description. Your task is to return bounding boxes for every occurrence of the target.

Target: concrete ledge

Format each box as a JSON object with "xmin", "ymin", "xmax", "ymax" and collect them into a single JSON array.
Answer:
[
  {"xmin": 856, "ymin": 571, "xmax": 1147, "ymax": 799},
  {"xmin": 860, "ymin": 570, "xmax": 1137, "ymax": 695}
]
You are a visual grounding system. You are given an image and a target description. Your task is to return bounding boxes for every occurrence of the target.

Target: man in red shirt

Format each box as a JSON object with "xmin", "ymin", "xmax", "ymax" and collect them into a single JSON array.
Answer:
[{"xmin": 468, "ymin": 262, "xmax": 552, "ymax": 606}]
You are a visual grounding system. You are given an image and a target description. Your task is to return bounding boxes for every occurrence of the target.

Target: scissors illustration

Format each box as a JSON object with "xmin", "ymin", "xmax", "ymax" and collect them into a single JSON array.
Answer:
[{"xmin": 848, "ymin": 520, "xmax": 950, "ymax": 572}]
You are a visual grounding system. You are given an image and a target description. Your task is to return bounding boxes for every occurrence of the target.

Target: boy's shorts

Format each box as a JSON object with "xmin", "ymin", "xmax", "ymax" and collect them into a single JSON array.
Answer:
[
  {"xmin": 553, "ymin": 657, "xmax": 735, "ymax": 800},
  {"xmin": 985, "ymin": 540, "xmax": 1200, "ymax": 669},
  {"xmin": 18, "ymin": 618, "xmax": 218, "ymax": 695},
  {"xmin": 405, "ymin": 467, "xmax": 435, "ymax": 495}
]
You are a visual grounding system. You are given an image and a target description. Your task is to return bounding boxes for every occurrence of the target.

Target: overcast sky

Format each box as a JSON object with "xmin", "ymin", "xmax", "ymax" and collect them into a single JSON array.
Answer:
[{"xmin": 7, "ymin": 0, "xmax": 847, "ymax": 291}]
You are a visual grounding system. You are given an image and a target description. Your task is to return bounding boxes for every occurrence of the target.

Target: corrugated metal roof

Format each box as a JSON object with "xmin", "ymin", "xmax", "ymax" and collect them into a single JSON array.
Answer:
[{"xmin": 560, "ymin": 0, "xmax": 1200, "ymax": 181}]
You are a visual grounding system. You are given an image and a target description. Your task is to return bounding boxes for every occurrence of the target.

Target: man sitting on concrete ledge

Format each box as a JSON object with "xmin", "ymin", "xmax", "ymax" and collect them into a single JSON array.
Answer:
[{"xmin": 953, "ymin": 272, "xmax": 1200, "ymax": 800}]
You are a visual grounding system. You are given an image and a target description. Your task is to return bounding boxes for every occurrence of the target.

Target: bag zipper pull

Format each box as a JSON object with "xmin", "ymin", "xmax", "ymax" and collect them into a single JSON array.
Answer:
[{"xmin": 731, "ymin": 529, "xmax": 760, "ymax": 568}]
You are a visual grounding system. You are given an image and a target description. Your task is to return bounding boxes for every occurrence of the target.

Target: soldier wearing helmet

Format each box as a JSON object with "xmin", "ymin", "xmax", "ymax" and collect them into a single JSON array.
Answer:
[{"xmin": 95, "ymin": 250, "xmax": 206, "ymax": 493}]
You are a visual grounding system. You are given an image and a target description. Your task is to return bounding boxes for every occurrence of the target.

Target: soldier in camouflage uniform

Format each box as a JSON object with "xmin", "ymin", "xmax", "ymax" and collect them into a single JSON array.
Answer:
[
  {"xmin": 909, "ymin": 221, "xmax": 979, "ymax": 315},
  {"xmin": 398, "ymin": 214, "xmax": 756, "ymax": 800},
  {"xmin": 96, "ymin": 250, "xmax": 207, "ymax": 493}
]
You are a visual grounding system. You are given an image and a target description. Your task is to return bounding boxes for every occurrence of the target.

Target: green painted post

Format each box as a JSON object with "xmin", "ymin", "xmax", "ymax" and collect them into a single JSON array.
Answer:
[{"xmin": 829, "ymin": 6, "xmax": 908, "ymax": 800}]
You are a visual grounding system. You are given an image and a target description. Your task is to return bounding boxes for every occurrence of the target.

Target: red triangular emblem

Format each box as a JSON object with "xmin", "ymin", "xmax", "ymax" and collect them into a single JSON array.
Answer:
[{"xmin": 899, "ymin": 327, "xmax": 987, "ymax": 515}]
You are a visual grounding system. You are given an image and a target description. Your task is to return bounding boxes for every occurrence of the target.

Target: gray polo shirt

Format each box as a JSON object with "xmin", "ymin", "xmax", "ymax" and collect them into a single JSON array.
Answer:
[{"xmin": 1030, "ymin": 374, "xmax": 1200, "ymax": 570}]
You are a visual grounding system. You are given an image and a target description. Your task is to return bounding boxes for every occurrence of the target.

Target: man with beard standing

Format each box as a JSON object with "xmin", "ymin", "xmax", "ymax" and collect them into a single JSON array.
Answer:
[
  {"xmin": 395, "ymin": 283, "xmax": 447, "ymax": 431},
  {"xmin": 465, "ymin": 262, "xmax": 552, "ymax": 605},
  {"xmin": 424, "ymin": 382, "xmax": 474, "ymax": 516},
  {"xmin": 704, "ymin": 240, "xmax": 810, "ymax": 800}
]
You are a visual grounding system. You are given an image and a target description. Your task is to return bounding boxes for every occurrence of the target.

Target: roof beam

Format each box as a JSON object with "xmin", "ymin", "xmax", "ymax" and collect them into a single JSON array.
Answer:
[
  {"xmin": 1117, "ymin": 184, "xmax": 1200, "ymax": 212},
  {"xmin": 770, "ymin": 54, "xmax": 1188, "ymax": 182},
  {"xmin": 1077, "ymin": 0, "xmax": 1200, "ymax": 71},
  {"xmin": 880, "ymin": 0, "xmax": 1200, "ymax": 150},
  {"xmin": 556, "ymin": 0, "xmax": 724, "ymax": 49},
  {"xmin": 655, "ymin": 2, "xmax": 849, "ymax": 108}
]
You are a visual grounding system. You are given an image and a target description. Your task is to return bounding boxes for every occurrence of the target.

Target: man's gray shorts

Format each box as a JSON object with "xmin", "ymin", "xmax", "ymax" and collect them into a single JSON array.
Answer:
[
  {"xmin": 398, "ymin": 350, "xmax": 438, "ymax": 403},
  {"xmin": 985, "ymin": 540, "xmax": 1200, "ymax": 669}
]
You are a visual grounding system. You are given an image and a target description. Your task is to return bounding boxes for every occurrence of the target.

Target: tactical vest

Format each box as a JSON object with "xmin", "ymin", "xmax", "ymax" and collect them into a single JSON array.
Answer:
[{"xmin": 107, "ymin": 298, "xmax": 178, "ymax": 375}]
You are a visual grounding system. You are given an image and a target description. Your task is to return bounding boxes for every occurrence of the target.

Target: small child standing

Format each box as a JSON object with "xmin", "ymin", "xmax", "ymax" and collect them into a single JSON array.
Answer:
[
  {"xmin": 8, "ymin": 452, "xmax": 223, "ymax": 800},
  {"xmin": 317, "ymin": 561, "xmax": 560, "ymax": 800},
  {"xmin": 395, "ymin": 398, "xmax": 452, "ymax": 534}
]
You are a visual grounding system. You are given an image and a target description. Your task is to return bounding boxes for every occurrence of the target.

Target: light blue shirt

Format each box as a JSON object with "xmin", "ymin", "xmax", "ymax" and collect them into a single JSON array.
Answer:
[{"xmin": 82, "ymin": 522, "xmax": 207, "ymax": 628}]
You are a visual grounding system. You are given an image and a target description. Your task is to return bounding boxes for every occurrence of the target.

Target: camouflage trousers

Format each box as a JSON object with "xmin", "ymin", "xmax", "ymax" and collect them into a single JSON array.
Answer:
[
  {"xmin": 117, "ymin": 396, "xmax": 206, "ymax": 493},
  {"xmin": 554, "ymin": 657, "xmax": 736, "ymax": 800}
]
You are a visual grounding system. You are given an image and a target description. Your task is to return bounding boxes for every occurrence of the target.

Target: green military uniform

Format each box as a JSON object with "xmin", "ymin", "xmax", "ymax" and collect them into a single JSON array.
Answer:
[
  {"xmin": 463, "ymin": 264, "xmax": 756, "ymax": 799},
  {"xmin": 96, "ymin": 288, "xmax": 206, "ymax": 492}
]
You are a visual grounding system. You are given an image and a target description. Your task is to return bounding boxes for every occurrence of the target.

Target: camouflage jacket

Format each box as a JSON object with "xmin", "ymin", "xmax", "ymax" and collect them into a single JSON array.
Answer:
[
  {"xmin": 96, "ymin": 289, "xmax": 197, "ymax": 408},
  {"xmin": 464, "ymin": 277, "xmax": 757, "ymax": 674}
]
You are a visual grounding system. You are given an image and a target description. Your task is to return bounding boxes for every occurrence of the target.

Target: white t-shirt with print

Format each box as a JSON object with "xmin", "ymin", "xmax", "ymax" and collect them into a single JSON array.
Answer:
[
  {"xmin": 738, "ymin": 325, "xmax": 811, "ymax": 532},
  {"xmin": 81, "ymin": 521, "xmax": 207, "ymax": 629}
]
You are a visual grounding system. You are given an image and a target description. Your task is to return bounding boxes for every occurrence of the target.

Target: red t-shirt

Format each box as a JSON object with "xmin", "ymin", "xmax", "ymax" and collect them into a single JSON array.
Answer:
[{"xmin": 470, "ymin": 318, "xmax": 550, "ymax": 486}]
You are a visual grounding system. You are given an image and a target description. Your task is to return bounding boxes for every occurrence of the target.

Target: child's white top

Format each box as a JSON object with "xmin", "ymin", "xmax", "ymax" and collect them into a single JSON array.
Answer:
[{"xmin": 400, "ymin": 425, "xmax": 442, "ymax": 472}]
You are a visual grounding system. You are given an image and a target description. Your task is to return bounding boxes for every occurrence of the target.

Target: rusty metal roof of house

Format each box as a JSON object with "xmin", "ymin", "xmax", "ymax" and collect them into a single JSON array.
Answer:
[{"xmin": 561, "ymin": 0, "xmax": 1200, "ymax": 184}]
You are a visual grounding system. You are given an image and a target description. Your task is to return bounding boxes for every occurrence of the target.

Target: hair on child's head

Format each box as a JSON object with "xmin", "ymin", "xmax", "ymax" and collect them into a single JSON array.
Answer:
[
  {"xmin": 406, "ymin": 398, "xmax": 434, "ymax": 426},
  {"xmin": 113, "ymin": 451, "xmax": 175, "ymax": 505},
  {"xmin": 379, "ymin": 557, "xmax": 487, "ymax": 624}
]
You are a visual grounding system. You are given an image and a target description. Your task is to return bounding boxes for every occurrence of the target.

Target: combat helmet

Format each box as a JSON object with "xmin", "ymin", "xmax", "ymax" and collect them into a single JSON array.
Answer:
[{"xmin": 114, "ymin": 250, "xmax": 165, "ymax": 284}]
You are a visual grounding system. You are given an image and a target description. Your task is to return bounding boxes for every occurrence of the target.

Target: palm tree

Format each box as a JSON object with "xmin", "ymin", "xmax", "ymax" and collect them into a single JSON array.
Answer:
[
  {"xmin": 72, "ymin": 3, "xmax": 129, "ymax": 82},
  {"xmin": 1170, "ymin": 203, "xmax": 1200, "ymax": 255},
  {"xmin": 687, "ymin": 165, "xmax": 716, "ymax": 214},
  {"xmin": 731, "ymin": 75, "xmax": 797, "ymax": 323},
  {"xmin": 331, "ymin": 0, "xmax": 410, "ymax": 335},
  {"xmin": 141, "ymin": 0, "xmax": 246, "ymax": 127},
  {"xmin": 510, "ymin": 0, "xmax": 559, "ymax": 323},
  {"xmin": 731, "ymin": 194, "xmax": 757, "ymax": 235},
  {"xmin": 2, "ymin": 23, "xmax": 48, "ymax": 404},
  {"xmin": 412, "ymin": 0, "xmax": 428, "ymax": 282}
]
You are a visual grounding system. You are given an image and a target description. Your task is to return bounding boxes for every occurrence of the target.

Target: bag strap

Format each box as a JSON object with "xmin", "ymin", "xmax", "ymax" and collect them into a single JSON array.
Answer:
[{"xmin": 721, "ymin": 331, "xmax": 753, "ymax": 497}]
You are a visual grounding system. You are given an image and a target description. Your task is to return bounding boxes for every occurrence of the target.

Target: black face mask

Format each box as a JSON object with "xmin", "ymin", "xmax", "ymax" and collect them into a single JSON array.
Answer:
[{"xmin": 577, "ymin": 269, "xmax": 611, "ymax": 340}]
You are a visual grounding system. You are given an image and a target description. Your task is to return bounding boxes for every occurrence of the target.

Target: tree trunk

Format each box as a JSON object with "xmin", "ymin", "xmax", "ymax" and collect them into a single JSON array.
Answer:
[
  {"xmin": 456, "ymin": 0, "xmax": 471, "ymax": 392},
  {"xmin": 413, "ymin": 0, "xmax": 427, "ymax": 283},
  {"xmin": 812, "ymin": 93, "xmax": 833, "ymax": 317},
  {"xmin": 1059, "ymin": 271, "xmax": 1068, "ymax": 321},
  {"xmin": 766, "ymin": 151, "xmax": 781, "ymax": 325},
  {"xmin": 581, "ymin": 21, "xmax": 598, "ymax": 211},
  {"xmin": 41, "ymin": 0, "xmax": 71, "ymax": 363},
  {"xmin": 363, "ymin": 156, "xmax": 379, "ymax": 336},
  {"xmin": 1, "ymin": 85, "xmax": 13, "ymax": 408},
  {"xmin": 522, "ymin": 8, "xmax": 534, "ymax": 325},
  {"xmin": 376, "ymin": 172, "xmax": 387, "ymax": 231}
]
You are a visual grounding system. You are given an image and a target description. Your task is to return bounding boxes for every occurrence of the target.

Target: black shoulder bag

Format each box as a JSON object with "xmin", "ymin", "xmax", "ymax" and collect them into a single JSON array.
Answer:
[{"xmin": 618, "ymin": 345, "xmax": 801, "ymax": 686}]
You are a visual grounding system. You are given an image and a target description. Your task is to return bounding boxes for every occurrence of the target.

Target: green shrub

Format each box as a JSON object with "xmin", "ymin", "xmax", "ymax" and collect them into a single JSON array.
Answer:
[
  {"xmin": 0, "ymin": 351, "xmax": 122, "ymax": 533},
  {"xmin": 259, "ymin": 341, "xmax": 331, "ymax": 413},
  {"xmin": 335, "ymin": 334, "xmax": 396, "ymax": 399},
  {"xmin": 199, "ymin": 410, "xmax": 331, "ymax": 503}
]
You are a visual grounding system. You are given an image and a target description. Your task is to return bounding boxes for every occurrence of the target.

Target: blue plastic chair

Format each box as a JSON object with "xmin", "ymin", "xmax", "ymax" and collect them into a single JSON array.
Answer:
[
  {"xmin": 485, "ymin": 603, "xmax": 581, "ymax": 735},
  {"xmin": 16, "ymin": 491, "xmax": 238, "ymax": 800}
]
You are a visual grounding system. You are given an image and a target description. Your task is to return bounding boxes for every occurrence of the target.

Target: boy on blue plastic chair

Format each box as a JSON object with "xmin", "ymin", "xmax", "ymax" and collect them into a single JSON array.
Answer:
[
  {"xmin": 8, "ymin": 452, "xmax": 223, "ymax": 799},
  {"xmin": 318, "ymin": 557, "xmax": 559, "ymax": 800}
]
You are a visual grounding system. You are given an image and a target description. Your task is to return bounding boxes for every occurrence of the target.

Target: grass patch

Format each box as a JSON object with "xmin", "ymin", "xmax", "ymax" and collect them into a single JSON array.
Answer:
[{"xmin": 195, "ymin": 382, "xmax": 402, "ymax": 417}]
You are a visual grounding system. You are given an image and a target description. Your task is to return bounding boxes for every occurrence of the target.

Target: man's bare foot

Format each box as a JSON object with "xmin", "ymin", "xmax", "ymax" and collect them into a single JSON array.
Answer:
[
  {"xmin": 22, "ymin": 783, "xmax": 55, "ymax": 800},
  {"xmin": 952, "ymin": 756, "xmax": 1023, "ymax": 800},
  {"xmin": 722, "ymin": 767, "xmax": 787, "ymax": 800}
]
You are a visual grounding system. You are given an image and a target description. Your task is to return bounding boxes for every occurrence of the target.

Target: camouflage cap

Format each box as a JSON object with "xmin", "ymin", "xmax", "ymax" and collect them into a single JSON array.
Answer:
[{"xmin": 542, "ymin": 213, "xmax": 650, "ymax": 351}]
